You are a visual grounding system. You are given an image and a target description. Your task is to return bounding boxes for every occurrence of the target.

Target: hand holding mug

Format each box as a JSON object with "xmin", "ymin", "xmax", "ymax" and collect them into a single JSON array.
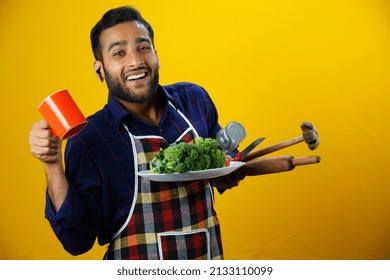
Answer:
[{"xmin": 29, "ymin": 119, "xmax": 63, "ymax": 164}]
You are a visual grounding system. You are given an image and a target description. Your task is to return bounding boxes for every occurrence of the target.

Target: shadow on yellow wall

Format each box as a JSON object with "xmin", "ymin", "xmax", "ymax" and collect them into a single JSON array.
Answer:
[{"xmin": 0, "ymin": 0, "xmax": 389, "ymax": 259}]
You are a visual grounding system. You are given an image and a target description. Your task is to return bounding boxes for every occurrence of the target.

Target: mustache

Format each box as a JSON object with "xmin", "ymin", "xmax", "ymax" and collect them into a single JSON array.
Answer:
[{"xmin": 123, "ymin": 66, "xmax": 149, "ymax": 76}]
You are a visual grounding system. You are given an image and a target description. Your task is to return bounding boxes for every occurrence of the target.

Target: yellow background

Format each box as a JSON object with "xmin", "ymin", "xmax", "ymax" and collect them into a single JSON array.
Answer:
[{"xmin": 1, "ymin": 0, "xmax": 389, "ymax": 260}]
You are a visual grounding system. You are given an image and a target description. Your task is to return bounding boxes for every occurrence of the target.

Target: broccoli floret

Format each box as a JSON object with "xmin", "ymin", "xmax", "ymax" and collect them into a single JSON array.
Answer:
[
  {"xmin": 149, "ymin": 137, "xmax": 226, "ymax": 174},
  {"xmin": 196, "ymin": 138, "xmax": 225, "ymax": 169}
]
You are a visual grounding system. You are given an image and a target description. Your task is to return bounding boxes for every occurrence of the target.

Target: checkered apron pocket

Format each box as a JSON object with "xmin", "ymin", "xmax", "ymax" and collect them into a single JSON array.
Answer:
[{"xmin": 157, "ymin": 229, "xmax": 210, "ymax": 260}]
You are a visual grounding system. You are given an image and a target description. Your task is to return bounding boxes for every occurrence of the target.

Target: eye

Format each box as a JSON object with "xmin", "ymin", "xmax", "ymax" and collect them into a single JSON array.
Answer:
[
  {"xmin": 113, "ymin": 50, "xmax": 125, "ymax": 57},
  {"xmin": 138, "ymin": 45, "xmax": 151, "ymax": 52}
]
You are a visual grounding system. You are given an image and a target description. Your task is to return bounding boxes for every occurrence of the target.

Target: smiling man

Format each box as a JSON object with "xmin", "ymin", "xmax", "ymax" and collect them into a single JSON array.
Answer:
[
  {"xmin": 29, "ymin": 6, "xmax": 245, "ymax": 260},
  {"xmin": 94, "ymin": 20, "xmax": 160, "ymax": 117}
]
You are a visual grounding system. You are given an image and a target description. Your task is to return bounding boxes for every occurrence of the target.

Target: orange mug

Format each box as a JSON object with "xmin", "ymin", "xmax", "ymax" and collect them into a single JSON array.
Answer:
[{"xmin": 38, "ymin": 89, "xmax": 88, "ymax": 139}]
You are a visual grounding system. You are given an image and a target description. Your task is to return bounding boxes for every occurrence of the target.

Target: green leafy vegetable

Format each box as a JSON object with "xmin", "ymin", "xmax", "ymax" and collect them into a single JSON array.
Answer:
[{"xmin": 150, "ymin": 137, "xmax": 226, "ymax": 174}]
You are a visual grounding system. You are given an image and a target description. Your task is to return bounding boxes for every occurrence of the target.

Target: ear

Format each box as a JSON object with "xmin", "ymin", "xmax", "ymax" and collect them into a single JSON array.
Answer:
[{"xmin": 94, "ymin": 60, "xmax": 105, "ymax": 82}]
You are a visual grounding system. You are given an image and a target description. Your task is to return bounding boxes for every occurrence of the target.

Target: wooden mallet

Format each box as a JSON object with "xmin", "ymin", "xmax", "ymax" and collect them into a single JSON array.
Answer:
[{"xmin": 242, "ymin": 122, "xmax": 320, "ymax": 162}]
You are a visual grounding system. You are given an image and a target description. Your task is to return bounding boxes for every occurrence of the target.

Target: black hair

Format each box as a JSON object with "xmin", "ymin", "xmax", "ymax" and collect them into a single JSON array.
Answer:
[{"xmin": 90, "ymin": 6, "xmax": 154, "ymax": 61}]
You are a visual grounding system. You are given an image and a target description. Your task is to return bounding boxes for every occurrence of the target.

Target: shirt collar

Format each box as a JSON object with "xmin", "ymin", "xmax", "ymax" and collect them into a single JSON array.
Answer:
[{"xmin": 107, "ymin": 85, "xmax": 179, "ymax": 129}]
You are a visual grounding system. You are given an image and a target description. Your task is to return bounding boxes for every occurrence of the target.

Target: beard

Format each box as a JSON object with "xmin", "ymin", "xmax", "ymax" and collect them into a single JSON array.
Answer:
[{"xmin": 105, "ymin": 67, "xmax": 159, "ymax": 104}]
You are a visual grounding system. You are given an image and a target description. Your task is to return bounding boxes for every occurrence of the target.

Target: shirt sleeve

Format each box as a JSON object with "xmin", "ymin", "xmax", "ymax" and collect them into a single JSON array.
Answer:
[
  {"xmin": 45, "ymin": 184, "xmax": 85, "ymax": 236},
  {"xmin": 44, "ymin": 137, "xmax": 103, "ymax": 255}
]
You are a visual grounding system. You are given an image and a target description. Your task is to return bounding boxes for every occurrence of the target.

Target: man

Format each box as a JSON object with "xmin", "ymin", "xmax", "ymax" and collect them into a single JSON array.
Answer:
[{"xmin": 29, "ymin": 6, "xmax": 245, "ymax": 260}]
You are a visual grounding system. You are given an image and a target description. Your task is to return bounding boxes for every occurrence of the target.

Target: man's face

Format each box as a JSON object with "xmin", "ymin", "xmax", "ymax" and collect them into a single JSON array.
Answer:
[{"xmin": 99, "ymin": 21, "xmax": 159, "ymax": 103}]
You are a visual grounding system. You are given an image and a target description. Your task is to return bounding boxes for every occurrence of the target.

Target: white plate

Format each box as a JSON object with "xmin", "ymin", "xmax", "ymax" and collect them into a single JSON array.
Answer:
[{"xmin": 137, "ymin": 161, "xmax": 245, "ymax": 182}]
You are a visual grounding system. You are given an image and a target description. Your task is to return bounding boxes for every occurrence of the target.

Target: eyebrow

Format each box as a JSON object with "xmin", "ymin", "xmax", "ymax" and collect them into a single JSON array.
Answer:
[
  {"xmin": 107, "ymin": 37, "xmax": 152, "ymax": 52},
  {"xmin": 107, "ymin": 40, "xmax": 127, "ymax": 52},
  {"xmin": 135, "ymin": 37, "xmax": 152, "ymax": 45}
]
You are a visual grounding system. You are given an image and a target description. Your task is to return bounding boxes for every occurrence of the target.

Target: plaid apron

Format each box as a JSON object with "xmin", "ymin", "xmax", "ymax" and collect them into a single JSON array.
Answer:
[{"xmin": 105, "ymin": 105, "xmax": 223, "ymax": 260}]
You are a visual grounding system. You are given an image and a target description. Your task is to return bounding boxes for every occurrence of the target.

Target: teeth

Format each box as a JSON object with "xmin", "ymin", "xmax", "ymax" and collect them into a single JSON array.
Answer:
[{"xmin": 126, "ymin": 73, "xmax": 146, "ymax": 81}]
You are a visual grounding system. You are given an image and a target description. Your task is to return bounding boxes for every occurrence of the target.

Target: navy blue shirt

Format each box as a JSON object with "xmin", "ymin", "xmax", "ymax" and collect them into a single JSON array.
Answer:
[{"xmin": 45, "ymin": 82, "xmax": 221, "ymax": 255}]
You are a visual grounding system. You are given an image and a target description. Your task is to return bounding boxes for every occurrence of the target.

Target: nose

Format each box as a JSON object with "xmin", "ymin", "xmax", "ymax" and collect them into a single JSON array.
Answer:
[{"xmin": 126, "ymin": 50, "xmax": 144, "ymax": 68}]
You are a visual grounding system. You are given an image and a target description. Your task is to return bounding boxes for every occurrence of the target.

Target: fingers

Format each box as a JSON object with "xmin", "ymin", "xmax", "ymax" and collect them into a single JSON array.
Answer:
[
  {"xmin": 210, "ymin": 175, "xmax": 236, "ymax": 190},
  {"xmin": 29, "ymin": 120, "xmax": 62, "ymax": 163},
  {"xmin": 32, "ymin": 119, "xmax": 50, "ymax": 129},
  {"xmin": 231, "ymin": 168, "xmax": 246, "ymax": 181},
  {"xmin": 210, "ymin": 169, "xmax": 246, "ymax": 190},
  {"xmin": 30, "ymin": 120, "xmax": 58, "ymax": 140}
]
